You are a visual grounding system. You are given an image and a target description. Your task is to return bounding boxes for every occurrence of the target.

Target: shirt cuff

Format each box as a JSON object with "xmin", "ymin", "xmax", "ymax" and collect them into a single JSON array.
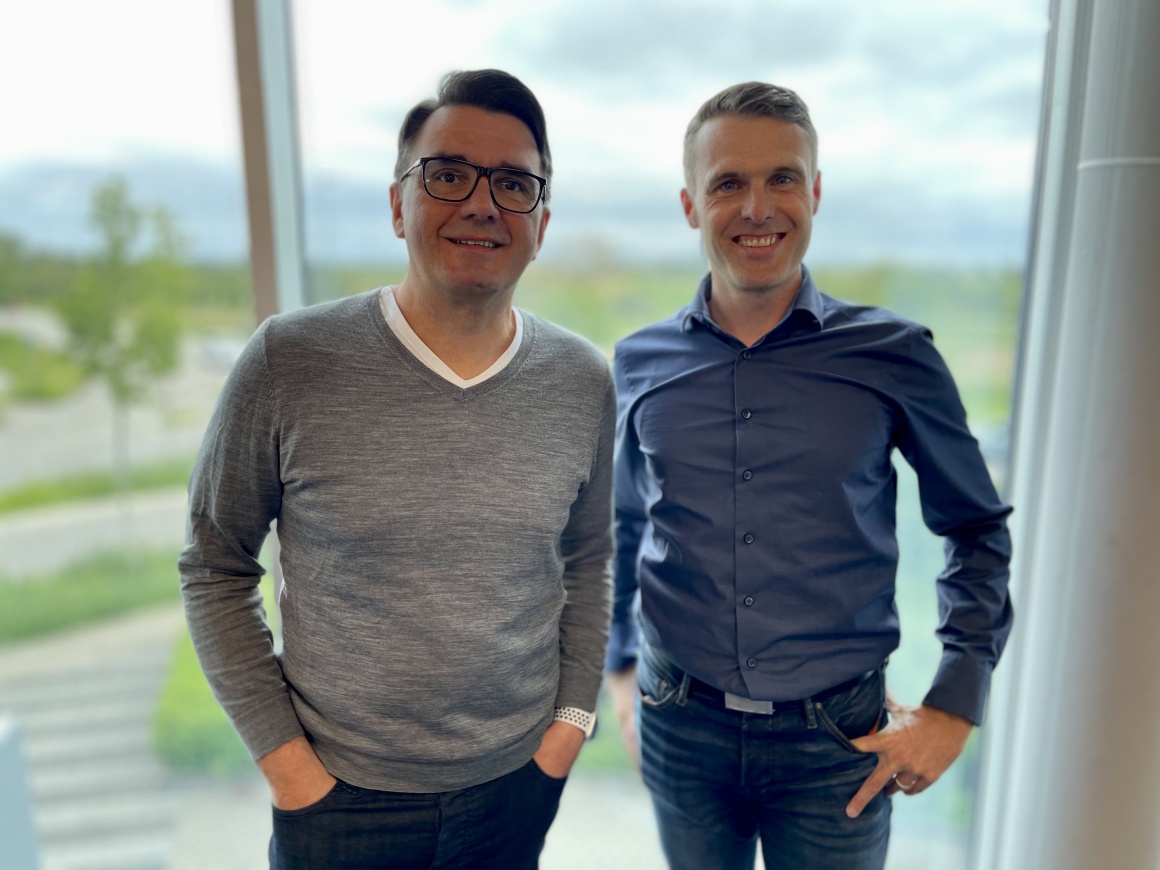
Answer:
[
  {"xmin": 923, "ymin": 649, "xmax": 994, "ymax": 726},
  {"xmin": 553, "ymin": 706, "xmax": 596, "ymax": 738}
]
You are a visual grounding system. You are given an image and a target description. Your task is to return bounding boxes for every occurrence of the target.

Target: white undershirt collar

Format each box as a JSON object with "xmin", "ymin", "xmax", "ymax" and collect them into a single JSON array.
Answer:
[{"xmin": 379, "ymin": 286, "xmax": 523, "ymax": 388}]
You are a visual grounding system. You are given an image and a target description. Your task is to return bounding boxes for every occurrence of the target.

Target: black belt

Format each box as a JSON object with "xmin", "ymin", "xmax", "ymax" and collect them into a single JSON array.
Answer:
[{"xmin": 685, "ymin": 667, "xmax": 879, "ymax": 715}]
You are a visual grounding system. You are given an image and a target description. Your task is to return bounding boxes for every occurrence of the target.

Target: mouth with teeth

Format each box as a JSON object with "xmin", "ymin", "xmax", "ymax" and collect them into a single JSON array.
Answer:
[
  {"xmin": 735, "ymin": 233, "xmax": 786, "ymax": 248},
  {"xmin": 451, "ymin": 239, "xmax": 500, "ymax": 248}
]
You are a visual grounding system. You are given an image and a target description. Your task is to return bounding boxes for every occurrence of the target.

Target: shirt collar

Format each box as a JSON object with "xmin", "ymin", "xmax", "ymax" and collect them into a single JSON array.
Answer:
[{"xmin": 682, "ymin": 265, "xmax": 825, "ymax": 336}]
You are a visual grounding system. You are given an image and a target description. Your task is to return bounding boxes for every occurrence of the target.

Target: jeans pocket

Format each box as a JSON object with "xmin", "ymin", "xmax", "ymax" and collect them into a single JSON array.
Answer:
[
  {"xmin": 528, "ymin": 757, "xmax": 569, "ymax": 786},
  {"xmin": 814, "ymin": 671, "xmax": 886, "ymax": 755},
  {"xmin": 814, "ymin": 703, "xmax": 872, "ymax": 753},
  {"xmin": 638, "ymin": 647, "xmax": 681, "ymax": 710},
  {"xmin": 271, "ymin": 779, "xmax": 348, "ymax": 818}
]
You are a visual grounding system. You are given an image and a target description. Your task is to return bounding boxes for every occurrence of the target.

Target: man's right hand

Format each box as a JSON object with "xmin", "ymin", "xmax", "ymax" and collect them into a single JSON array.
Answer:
[
  {"xmin": 258, "ymin": 735, "xmax": 338, "ymax": 810},
  {"xmin": 605, "ymin": 665, "xmax": 640, "ymax": 770}
]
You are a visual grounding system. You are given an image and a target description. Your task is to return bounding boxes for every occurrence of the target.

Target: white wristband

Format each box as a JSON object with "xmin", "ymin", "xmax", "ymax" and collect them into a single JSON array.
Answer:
[{"xmin": 553, "ymin": 706, "xmax": 597, "ymax": 738}]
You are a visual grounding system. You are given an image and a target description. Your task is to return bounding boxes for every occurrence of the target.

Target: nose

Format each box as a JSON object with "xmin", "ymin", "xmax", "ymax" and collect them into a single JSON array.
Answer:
[
  {"xmin": 740, "ymin": 186, "xmax": 776, "ymax": 222},
  {"xmin": 458, "ymin": 174, "xmax": 501, "ymax": 219}
]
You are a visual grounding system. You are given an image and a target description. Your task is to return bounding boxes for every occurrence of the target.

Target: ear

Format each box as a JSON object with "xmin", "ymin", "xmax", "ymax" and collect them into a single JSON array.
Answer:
[
  {"xmin": 680, "ymin": 188, "xmax": 700, "ymax": 229},
  {"xmin": 811, "ymin": 170, "xmax": 822, "ymax": 215},
  {"xmin": 389, "ymin": 182, "xmax": 405, "ymax": 238},
  {"xmin": 531, "ymin": 206, "xmax": 551, "ymax": 259}
]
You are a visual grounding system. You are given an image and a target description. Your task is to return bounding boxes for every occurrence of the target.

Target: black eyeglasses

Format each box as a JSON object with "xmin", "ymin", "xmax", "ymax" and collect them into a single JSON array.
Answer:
[{"xmin": 398, "ymin": 156, "xmax": 547, "ymax": 214}]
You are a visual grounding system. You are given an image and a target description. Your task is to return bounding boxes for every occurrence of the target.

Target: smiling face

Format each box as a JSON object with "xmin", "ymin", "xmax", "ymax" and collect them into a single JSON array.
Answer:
[
  {"xmin": 681, "ymin": 114, "xmax": 821, "ymax": 306},
  {"xmin": 390, "ymin": 104, "xmax": 550, "ymax": 304}
]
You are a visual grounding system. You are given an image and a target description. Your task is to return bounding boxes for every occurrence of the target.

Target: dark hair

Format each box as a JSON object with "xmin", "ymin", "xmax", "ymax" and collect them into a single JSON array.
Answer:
[
  {"xmin": 394, "ymin": 69, "xmax": 552, "ymax": 200},
  {"xmin": 683, "ymin": 82, "xmax": 818, "ymax": 188}
]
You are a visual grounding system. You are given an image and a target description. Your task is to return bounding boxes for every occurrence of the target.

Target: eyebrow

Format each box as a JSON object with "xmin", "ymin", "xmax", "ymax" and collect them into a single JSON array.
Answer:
[{"xmin": 430, "ymin": 151, "xmax": 538, "ymax": 175}]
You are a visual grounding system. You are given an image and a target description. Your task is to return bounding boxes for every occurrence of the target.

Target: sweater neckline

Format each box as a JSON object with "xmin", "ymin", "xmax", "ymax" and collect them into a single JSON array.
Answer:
[{"xmin": 363, "ymin": 289, "xmax": 536, "ymax": 401}]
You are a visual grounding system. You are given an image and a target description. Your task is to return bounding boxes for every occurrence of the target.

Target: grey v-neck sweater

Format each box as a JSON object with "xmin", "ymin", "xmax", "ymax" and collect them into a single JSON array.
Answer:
[{"xmin": 179, "ymin": 290, "xmax": 614, "ymax": 792}]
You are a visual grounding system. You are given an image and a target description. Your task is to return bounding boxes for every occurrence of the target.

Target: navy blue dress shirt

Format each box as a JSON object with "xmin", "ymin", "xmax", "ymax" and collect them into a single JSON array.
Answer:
[{"xmin": 605, "ymin": 268, "xmax": 1013, "ymax": 725}]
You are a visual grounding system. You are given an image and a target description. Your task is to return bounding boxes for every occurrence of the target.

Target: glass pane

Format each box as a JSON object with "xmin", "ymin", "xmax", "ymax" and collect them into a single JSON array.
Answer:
[
  {"xmin": 0, "ymin": 1, "xmax": 255, "ymax": 866},
  {"xmin": 32, "ymin": 0, "xmax": 1045, "ymax": 866},
  {"xmin": 290, "ymin": 1, "xmax": 1046, "ymax": 868}
]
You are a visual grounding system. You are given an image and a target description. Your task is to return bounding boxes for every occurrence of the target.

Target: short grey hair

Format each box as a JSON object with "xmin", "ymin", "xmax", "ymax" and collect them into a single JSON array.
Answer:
[{"xmin": 683, "ymin": 82, "xmax": 818, "ymax": 189}]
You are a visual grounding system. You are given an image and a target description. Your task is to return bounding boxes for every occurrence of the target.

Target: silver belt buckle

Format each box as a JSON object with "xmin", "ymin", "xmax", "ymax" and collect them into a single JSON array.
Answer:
[{"xmin": 724, "ymin": 692, "xmax": 774, "ymax": 714}]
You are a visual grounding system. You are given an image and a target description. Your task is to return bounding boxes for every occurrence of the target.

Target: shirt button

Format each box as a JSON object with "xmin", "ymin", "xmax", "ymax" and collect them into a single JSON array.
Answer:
[
  {"xmin": 742, "ymin": 470, "xmax": 753, "ymax": 481},
  {"xmin": 747, "ymin": 658, "xmax": 758, "ymax": 668},
  {"xmin": 743, "ymin": 533, "xmax": 755, "ymax": 544},
  {"xmin": 742, "ymin": 350, "xmax": 752, "ymax": 360},
  {"xmin": 741, "ymin": 409, "xmax": 752, "ymax": 419},
  {"xmin": 744, "ymin": 596, "xmax": 754, "ymax": 606}
]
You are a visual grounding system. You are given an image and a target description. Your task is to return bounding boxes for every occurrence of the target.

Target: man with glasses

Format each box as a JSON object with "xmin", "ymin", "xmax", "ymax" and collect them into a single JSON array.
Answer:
[
  {"xmin": 605, "ymin": 82, "xmax": 1013, "ymax": 869},
  {"xmin": 180, "ymin": 69, "xmax": 613, "ymax": 869}
]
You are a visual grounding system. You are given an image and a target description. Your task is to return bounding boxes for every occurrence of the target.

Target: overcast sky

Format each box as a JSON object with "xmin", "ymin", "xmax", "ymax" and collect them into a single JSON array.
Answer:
[{"xmin": 0, "ymin": 0, "xmax": 1049, "ymax": 267}]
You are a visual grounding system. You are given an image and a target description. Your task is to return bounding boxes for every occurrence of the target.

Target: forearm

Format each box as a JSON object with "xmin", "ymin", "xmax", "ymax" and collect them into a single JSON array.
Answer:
[
  {"xmin": 556, "ymin": 541, "xmax": 612, "ymax": 711},
  {"xmin": 180, "ymin": 567, "xmax": 304, "ymax": 759},
  {"xmin": 178, "ymin": 324, "xmax": 302, "ymax": 758},
  {"xmin": 555, "ymin": 381, "xmax": 615, "ymax": 711}
]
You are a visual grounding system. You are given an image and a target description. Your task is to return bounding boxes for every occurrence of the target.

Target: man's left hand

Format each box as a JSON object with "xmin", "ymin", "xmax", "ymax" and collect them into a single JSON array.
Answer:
[
  {"xmin": 845, "ymin": 701, "xmax": 974, "ymax": 818},
  {"xmin": 532, "ymin": 719, "xmax": 586, "ymax": 779}
]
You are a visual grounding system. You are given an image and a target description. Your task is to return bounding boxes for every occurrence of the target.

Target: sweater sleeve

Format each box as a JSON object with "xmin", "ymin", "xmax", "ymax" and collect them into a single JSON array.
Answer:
[
  {"xmin": 177, "ymin": 322, "xmax": 305, "ymax": 761},
  {"xmin": 553, "ymin": 374, "xmax": 616, "ymax": 714}
]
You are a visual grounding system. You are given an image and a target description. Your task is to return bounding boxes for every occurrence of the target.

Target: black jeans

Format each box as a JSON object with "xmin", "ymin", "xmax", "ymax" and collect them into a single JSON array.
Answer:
[{"xmin": 268, "ymin": 759, "xmax": 566, "ymax": 870}]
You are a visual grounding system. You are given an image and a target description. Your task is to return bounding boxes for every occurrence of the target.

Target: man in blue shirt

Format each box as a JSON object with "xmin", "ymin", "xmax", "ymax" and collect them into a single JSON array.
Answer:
[{"xmin": 605, "ymin": 82, "xmax": 1013, "ymax": 869}]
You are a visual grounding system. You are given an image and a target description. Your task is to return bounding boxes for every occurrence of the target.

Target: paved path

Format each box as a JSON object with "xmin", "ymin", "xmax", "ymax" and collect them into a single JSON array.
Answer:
[
  {"xmin": 0, "ymin": 489, "xmax": 189, "ymax": 578},
  {"xmin": 0, "ymin": 605, "xmax": 185, "ymax": 869},
  {"xmin": 0, "ymin": 606, "xmax": 673, "ymax": 869},
  {"xmin": 0, "ymin": 605, "xmax": 958, "ymax": 869}
]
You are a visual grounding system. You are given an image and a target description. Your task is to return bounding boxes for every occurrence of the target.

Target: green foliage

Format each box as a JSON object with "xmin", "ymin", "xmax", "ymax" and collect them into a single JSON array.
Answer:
[
  {"xmin": 153, "ymin": 628, "xmax": 253, "ymax": 777},
  {"xmin": 0, "ymin": 455, "xmax": 195, "ymax": 515},
  {"xmin": 152, "ymin": 567, "xmax": 278, "ymax": 777},
  {"xmin": 53, "ymin": 177, "xmax": 191, "ymax": 405},
  {"xmin": 517, "ymin": 264, "xmax": 702, "ymax": 356},
  {"xmin": 0, "ymin": 548, "xmax": 182, "ymax": 644},
  {"xmin": 185, "ymin": 261, "xmax": 254, "ymax": 331},
  {"xmin": 307, "ymin": 262, "xmax": 407, "ymax": 305},
  {"xmin": 0, "ymin": 333, "xmax": 85, "ymax": 401},
  {"xmin": 0, "ymin": 233, "xmax": 83, "ymax": 307}
]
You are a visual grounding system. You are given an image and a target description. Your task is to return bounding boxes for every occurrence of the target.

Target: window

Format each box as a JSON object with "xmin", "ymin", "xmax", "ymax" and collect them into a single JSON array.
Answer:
[
  {"xmin": 0, "ymin": 1, "xmax": 1048, "ymax": 865},
  {"xmin": 290, "ymin": 1, "xmax": 1046, "ymax": 866},
  {"xmin": 0, "ymin": 2, "xmax": 255, "ymax": 864}
]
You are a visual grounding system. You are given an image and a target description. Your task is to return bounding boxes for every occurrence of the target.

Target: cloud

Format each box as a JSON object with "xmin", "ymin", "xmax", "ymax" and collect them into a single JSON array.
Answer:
[
  {"xmin": 0, "ymin": 158, "xmax": 248, "ymax": 261},
  {"xmin": 0, "ymin": 0, "xmax": 1045, "ymax": 270}
]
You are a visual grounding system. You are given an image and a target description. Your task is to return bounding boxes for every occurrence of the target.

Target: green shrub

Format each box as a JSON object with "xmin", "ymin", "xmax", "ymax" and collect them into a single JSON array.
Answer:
[
  {"xmin": 0, "ymin": 333, "xmax": 85, "ymax": 401},
  {"xmin": 153, "ymin": 628, "xmax": 253, "ymax": 776}
]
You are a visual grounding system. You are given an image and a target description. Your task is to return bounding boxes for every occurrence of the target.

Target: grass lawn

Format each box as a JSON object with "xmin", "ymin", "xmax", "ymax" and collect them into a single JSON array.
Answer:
[
  {"xmin": 0, "ymin": 548, "xmax": 182, "ymax": 645},
  {"xmin": 0, "ymin": 455, "xmax": 195, "ymax": 515}
]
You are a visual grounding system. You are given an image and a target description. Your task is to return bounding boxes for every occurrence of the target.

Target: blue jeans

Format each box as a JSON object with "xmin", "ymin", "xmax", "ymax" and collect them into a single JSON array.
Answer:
[
  {"xmin": 638, "ymin": 647, "xmax": 891, "ymax": 870},
  {"xmin": 268, "ymin": 758, "xmax": 566, "ymax": 869}
]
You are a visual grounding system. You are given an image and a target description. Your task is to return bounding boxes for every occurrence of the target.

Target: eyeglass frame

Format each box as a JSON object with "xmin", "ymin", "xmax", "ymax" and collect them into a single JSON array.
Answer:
[{"xmin": 397, "ymin": 156, "xmax": 549, "ymax": 214}]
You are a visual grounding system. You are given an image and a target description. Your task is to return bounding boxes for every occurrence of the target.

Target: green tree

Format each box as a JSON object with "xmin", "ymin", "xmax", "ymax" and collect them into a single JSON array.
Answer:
[
  {"xmin": 56, "ymin": 177, "xmax": 188, "ymax": 403},
  {"xmin": 54, "ymin": 176, "xmax": 191, "ymax": 493}
]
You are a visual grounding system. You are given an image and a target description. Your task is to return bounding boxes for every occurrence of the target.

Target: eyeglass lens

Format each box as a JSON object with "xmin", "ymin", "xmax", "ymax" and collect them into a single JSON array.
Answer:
[{"xmin": 422, "ymin": 158, "xmax": 542, "ymax": 212}]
